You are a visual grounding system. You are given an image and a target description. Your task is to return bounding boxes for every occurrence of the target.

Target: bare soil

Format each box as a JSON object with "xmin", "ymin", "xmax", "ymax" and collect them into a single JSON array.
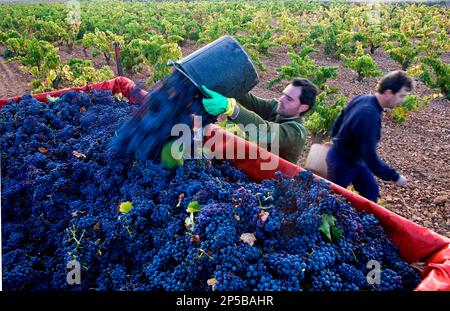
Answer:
[{"xmin": 0, "ymin": 55, "xmax": 33, "ymax": 98}]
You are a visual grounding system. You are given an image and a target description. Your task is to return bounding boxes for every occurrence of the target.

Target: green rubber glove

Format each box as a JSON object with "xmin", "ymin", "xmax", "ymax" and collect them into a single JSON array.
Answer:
[
  {"xmin": 160, "ymin": 139, "xmax": 184, "ymax": 170},
  {"xmin": 201, "ymin": 85, "xmax": 236, "ymax": 117}
]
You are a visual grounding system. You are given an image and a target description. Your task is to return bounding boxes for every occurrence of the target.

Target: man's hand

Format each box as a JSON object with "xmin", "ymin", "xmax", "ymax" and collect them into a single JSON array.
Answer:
[
  {"xmin": 201, "ymin": 85, "xmax": 236, "ymax": 117},
  {"xmin": 395, "ymin": 175, "xmax": 408, "ymax": 187}
]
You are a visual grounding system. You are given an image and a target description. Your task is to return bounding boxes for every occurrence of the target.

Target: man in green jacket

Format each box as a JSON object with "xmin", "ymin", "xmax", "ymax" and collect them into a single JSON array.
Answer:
[{"xmin": 201, "ymin": 78, "xmax": 319, "ymax": 164}]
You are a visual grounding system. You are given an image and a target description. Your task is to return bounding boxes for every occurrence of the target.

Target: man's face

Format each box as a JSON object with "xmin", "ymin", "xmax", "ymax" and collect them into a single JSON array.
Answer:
[
  {"xmin": 277, "ymin": 84, "xmax": 304, "ymax": 117},
  {"xmin": 384, "ymin": 87, "xmax": 409, "ymax": 109}
]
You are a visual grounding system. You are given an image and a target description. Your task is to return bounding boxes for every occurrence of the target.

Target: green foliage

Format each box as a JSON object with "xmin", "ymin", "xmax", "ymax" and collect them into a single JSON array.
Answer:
[
  {"xmin": 186, "ymin": 201, "xmax": 202, "ymax": 214},
  {"xmin": 244, "ymin": 48, "xmax": 266, "ymax": 72},
  {"xmin": 275, "ymin": 9, "xmax": 312, "ymax": 48},
  {"xmin": 0, "ymin": 30, "xmax": 20, "ymax": 44},
  {"xmin": 183, "ymin": 19, "xmax": 202, "ymax": 41},
  {"xmin": 385, "ymin": 32, "xmax": 419, "ymax": 71},
  {"xmin": 415, "ymin": 29, "xmax": 448, "ymax": 59},
  {"xmin": 2, "ymin": 37, "xmax": 63, "ymax": 92},
  {"xmin": 197, "ymin": 15, "xmax": 238, "ymax": 44},
  {"xmin": 236, "ymin": 30, "xmax": 278, "ymax": 72},
  {"xmin": 323, "ymin": 24, "xmax": 340, "ymax": 57},
  {"xmin": 60, "ymin": 58, "xmax": 114, "ymax": 87},
  {"xmin": 319, "ymin": 214, "xmax": 343, "ymax": 242},
  {"xmin": 119, "ymin": 201, "xmax": 132, "ymax": 214},
  {"xmin": 82, "ymin": 28, "xmax": 120, "ymax": 65},
  {"xmin": 362, "ymin": 26, "xmax": 389, "ymax": 54},
  {"xmin": 235, "ymin": 10, "xmax": 280, "ymax": 72},
  {"xmin": 391, "ymin": 95, "xmax": 433, "ymax": 123},
  {"xmin": 268, "ymin": 45, "xmax": 338, "ymax": 90},
  {"xmin": 391, "ymin": 95, "xmax": 418, "ymax": 123},
  {"xmin": 122, "ymin": 20, "xmax": 146, "ymax": 42},
  {"xmin": 135, "ymin": 35, "xmax": 182, "ymax": 83},
  {"xmin": 25, "ymin": 56, "xmax": 113, "ymax": 93},
  {"xmin": 13, "ymin": 38, "xmax": 60, "ymax": 69},
  {"xmin": 335, "ymin": 31, "xmax": 360, "ymax": 56},
  {"xmin": 4, "ymin": 37, "xmax": 24, "ymax": 58},
  {"xmin": 341, "ymin": 42, "xmax": 381, "ymax": 81},
  {"xmin": 1, "ymin": 30, "xmax": 25, "ymax": 58},
  {"xmin": 417, "ymin": 58, "xmax": 450, "ymax": 100},
  {"xmin": 31, "ymin": 20, "xmax": 68, "ymax": 43},
  {"xmin": 121, "ymin": 39, "xmax": 146, "ymax": 74},
  {"xmin": 304, "ymin": 91, "xmax": 346, "ymax": 143},
  {"xmin": 237, "ymin": 30, "xmax": 276, "ymax": 57},
  {"xmin": 318, "ymin": 19, "xmax": 346, "ymax": 58},
  {"xmin": 0, "ymin": 14, "xmax": 14, "ymax": 30}
]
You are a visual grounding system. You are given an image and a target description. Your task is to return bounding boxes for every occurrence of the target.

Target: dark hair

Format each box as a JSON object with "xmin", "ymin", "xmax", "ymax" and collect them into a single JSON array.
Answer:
[
  {"xmin": 291, "ymin": 78, "xmax": 319, "ymax": 113},
  {"xmin": 376, "ymin": 70, "xmax": 413, "ymax": 94}
]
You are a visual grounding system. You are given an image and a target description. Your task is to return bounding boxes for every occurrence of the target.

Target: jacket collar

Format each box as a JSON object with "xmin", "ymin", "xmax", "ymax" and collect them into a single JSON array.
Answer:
[
  {"xmin": 275, "ymin": 114, "xmax": 302, "ymax": 123},
  {"xmin": 373, "ymin": 95, "xmax": 384, "ymax": 113}
]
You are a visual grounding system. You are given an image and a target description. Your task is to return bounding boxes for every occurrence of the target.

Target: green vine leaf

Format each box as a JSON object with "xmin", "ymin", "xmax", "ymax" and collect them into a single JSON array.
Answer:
[
  {"xmin": 186, "ymin": 201, "xmax": 202, "ymax": 213},
  {"xmin": 119, "ymin": 201, "xmax": 132, "ymax": 213},
  {"xmin": 319, "ymin": 214, "xmax": 342, "ymax": 242}
]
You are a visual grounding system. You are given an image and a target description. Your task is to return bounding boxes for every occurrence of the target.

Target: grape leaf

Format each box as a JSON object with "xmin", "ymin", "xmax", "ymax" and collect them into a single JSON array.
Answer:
[
  {"xmin": 319, "ymin": 214, "xmax": 336, "ymax": 241},
  {"xmin": 119, "ymin": 201, "xmax": 132, "ymax": 213},
  {"xmin": 331, "ymin": 226, "xmax": 343, "ymax": 241},
  {"xmin": 186, "ymin": 201, "xmax": 202, "ymax": 213},
  {"xmin": 319, "ymin": 219, "xmax": 331, "ymax": 241}
]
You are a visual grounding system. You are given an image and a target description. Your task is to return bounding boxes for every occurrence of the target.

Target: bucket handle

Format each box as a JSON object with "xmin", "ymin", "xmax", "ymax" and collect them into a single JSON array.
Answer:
[{"xmin": 167, "ymin": 60, "xmax": 210, "ymax": 99}]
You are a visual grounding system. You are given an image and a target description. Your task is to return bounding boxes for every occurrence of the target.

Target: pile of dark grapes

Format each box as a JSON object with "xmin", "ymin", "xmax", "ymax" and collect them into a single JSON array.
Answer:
[{"xmin": 1, "ymin": 88, "xmax": 421, "ymax": 291}]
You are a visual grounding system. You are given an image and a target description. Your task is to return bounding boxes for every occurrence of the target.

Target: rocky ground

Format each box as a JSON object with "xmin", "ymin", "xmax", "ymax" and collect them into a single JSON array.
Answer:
[{"xmin": 1, "ymin": 41, "xmax": 448, "ymax": 238}]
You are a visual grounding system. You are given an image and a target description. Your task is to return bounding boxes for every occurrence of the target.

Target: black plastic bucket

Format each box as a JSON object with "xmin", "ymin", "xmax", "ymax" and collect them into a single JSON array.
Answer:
[{"xmin": 175, "ymin": 35, "xmax": 259, "ymax": 99}]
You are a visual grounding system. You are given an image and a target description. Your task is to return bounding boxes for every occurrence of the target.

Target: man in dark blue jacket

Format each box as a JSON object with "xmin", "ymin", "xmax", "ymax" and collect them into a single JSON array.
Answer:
[{"xmin": 326, "ymin": 70, "xmax": 413, "ymax": 202}]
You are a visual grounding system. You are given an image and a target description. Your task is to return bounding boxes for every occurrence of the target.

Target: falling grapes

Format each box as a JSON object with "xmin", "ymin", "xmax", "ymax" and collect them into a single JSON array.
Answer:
[{"xmin": 109, "ymin": 70, "xmax": 215, "ymax": 161}]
